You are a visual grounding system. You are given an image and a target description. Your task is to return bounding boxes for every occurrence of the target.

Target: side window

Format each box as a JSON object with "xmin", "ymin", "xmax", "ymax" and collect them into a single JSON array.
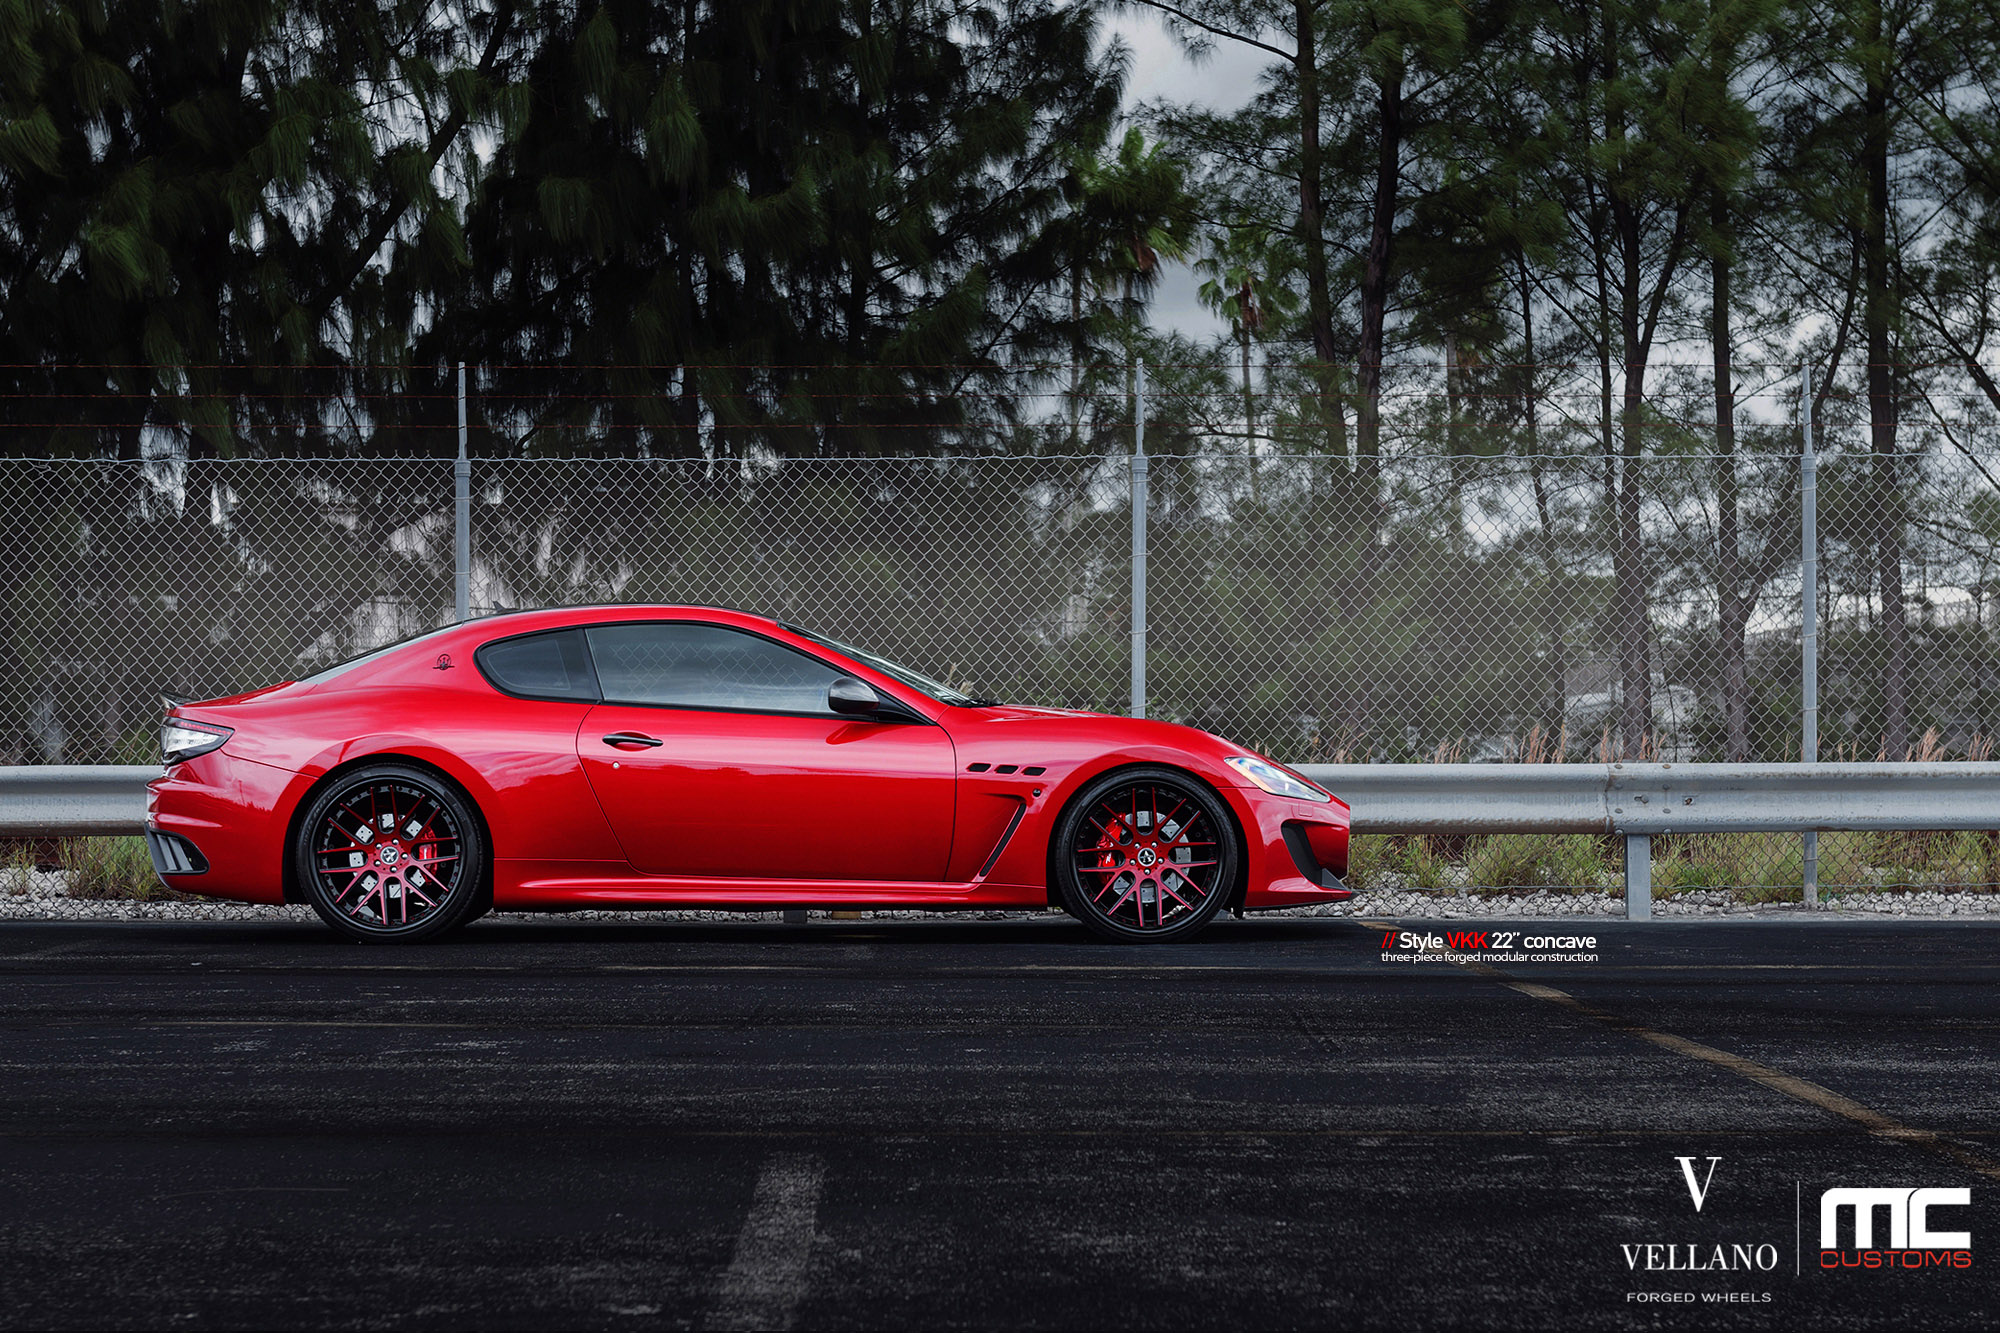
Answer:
[
  {"xmin": 475, "ymin": 629, "xmax": 599, "ymax": 701},
  {"xmin": 586, "ymin": 623, "xmax": 842, "ymax": 715}
]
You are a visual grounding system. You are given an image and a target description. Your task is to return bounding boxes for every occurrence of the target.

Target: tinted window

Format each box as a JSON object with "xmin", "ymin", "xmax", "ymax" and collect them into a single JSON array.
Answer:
[
  {"xmin": 586, "ymin": 623, "xmax": 841, "ymax": 714},
  {"xmin": 476, "ymin": 630, "xmax": 599, "ymax": 701}
]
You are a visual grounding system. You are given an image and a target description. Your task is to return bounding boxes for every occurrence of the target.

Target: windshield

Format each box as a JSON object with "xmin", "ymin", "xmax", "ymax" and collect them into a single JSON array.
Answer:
[{"xmin": 785, "ymin": 626, "xmax": 995, "ymax": 707}]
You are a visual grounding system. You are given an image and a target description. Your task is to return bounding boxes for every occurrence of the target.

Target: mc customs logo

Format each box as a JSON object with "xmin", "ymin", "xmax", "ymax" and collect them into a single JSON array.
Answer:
[{"xmin": 1819, "ymin": 1187, "xmax": 1972, "ymax": 1271}]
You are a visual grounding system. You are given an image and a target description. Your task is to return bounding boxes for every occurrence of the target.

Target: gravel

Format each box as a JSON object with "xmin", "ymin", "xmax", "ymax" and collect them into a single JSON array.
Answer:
[{"xmin": 5, "ymin": 867, "xmax": 1998, "ymax": 923}]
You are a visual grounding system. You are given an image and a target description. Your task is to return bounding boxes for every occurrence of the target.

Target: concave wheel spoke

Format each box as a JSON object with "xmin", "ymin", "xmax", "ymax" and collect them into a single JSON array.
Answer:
[
  {"xmin": 409, "ymin": 800, "xmax": 445, "ymax": 845},
  {"xmin": 1068, "ymin": 780, "xmax": 1233, "ymax": 934},
  {"xmin": 1094, "ymin": 872, "xmax": 1134, "ymax": 906},
  {"xmin": 309, "ymin": 779, "xmax": 466, "ymax": 932}
]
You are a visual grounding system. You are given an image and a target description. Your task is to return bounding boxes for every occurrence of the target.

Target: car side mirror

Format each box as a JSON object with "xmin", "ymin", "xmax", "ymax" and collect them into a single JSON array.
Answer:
[{"xmin": 827, "ymin": 676, "xmax": 882, "ymax": 716}]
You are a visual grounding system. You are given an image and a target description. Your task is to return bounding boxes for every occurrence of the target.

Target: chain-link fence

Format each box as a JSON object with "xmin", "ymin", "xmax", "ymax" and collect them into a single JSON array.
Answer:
[{"xmin": 8, "ymin": 360, "xmax": 2000, "ymax": 898}]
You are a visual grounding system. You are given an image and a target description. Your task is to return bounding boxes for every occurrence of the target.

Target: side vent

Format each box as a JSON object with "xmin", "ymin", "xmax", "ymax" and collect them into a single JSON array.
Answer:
[{"xmin": 967, "ymin": 762, "xmax": 990, "ymax": 772}]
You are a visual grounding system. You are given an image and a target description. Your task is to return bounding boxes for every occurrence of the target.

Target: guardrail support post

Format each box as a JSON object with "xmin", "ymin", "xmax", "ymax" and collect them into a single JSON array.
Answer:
[
  {"xmin": 454, "ymin": 361, "xmax": 471, "ymax": 622},
  {"xmin": 1130, "ymin": 358, "xmax": 1148, "ymax": 719},
  {"xmin": 1624, "ymin": 833, "xmax": 1652, "ymax": 921},
  {"xmin": 1800, "ymin": 364, "xmax": 1819, "ymax": 904}
]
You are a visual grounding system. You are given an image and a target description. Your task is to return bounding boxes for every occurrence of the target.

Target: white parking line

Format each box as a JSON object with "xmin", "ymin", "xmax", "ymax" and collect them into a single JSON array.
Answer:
[{"xmin": 699, "ymin": 1152, "xmax": 825, "ymax": 1332}]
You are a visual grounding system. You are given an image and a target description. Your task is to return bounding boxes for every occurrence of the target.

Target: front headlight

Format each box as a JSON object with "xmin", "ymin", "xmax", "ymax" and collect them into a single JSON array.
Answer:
[
  {"xmin": 1225, "ymin": 754, "xmax": 1330, "ymax": 802},
  {"xmin": 160, "ymin": 718, "xmax": 232, "ymax": 766}
]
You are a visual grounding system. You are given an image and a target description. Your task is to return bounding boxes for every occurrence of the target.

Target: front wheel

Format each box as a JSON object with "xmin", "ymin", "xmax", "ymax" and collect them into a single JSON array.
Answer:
[
  {"xmin": 1053, "ymin": 767, "xmax": 1240, "ymax": 943},
  {"xmin": 295, "ymin": 763, "xmax": 488, "ymax": 943}
]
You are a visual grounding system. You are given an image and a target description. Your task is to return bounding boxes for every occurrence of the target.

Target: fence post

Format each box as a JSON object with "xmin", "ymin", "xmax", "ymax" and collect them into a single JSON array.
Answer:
[
  {"xmin": 1130, "ymin": 358, "xmax": 1149, "ymax": 719},
  {"xmin": 1800, "ymin": 364, "xmax": 1819, "ymax": 904},
  {"xmin": 1625, "ymin": 833, "xmax": 1652, "ymax": 921},
  {"xmin": 454, "ymin": 362, "xmax": 471, "ymax": 622}
]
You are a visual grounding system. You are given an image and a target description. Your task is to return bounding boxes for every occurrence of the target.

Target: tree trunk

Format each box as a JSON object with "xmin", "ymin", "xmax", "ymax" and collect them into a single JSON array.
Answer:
[
  {"xmin": 1292, "ymin": 1, "xmax": 1342, "ymax": 459},
  {"xmin": 1862, "ymin": 0, "xmax": 1908, "ymax": 758},
  {"xmin": 1356, "ymin": 51, "xmax": 1403, "ymax": 498},
  {"xmin": 1607, "ymin": 11, "xmax": 1652, "ymax": 761},
  {"xmin": 1241, "ymin": 323, "xmax": 1254, "ymax": 440},
  {"xmin": 1519, "ymin": 258, "xmax": 1565, "ymax": 747},
  {"xmin": 1712, "ymin": 193, "xmax": 1750, "ymax": 761},
  {"xmin": 1069, "ymin": 269, "xmax": 1084, "ymax": 447}
]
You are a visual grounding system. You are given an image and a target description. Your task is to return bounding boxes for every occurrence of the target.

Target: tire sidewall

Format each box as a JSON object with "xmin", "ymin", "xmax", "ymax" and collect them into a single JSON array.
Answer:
[
  {"xmin": 1053, "ymin": 765, "xmax": 1239, "ymax": 944},
  {"xmin": 296, "ymin": 763, "xmax": 487, "ymax": 944}
]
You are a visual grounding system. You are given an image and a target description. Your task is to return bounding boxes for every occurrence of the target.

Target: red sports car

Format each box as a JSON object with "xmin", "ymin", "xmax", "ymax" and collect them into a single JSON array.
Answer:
[{"xmin": 146, "ymin": 606, "xmax": 1351, "ymax": 943}]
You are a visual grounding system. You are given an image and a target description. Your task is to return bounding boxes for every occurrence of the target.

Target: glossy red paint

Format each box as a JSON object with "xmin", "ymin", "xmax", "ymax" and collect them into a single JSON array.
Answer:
[{"xmin": 145, "ymin": 605, "xmax": 1352, "ymax": 923}]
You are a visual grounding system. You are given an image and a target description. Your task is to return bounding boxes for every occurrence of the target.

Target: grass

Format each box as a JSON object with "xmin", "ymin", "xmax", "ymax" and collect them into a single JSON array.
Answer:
[
  {"xmin": 1343, "ymin": 830, "xmax": 2000, "ymax": 902},
  {"xmin": 2, "ymin": 842, "xmax": 34, "ymax": 897},
  {"xmin": 58, "ymin": 837, "xmax": 193, "ymax": 902},
  {"xmin": 1465, "ymin": 834, "xmax": 1614, "ymax": 895}
]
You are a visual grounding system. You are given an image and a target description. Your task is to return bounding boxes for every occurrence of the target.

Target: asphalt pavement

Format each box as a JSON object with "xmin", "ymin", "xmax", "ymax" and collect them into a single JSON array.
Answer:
[{"xmin": 1, "ymin": 914, "xmax": 1996, "ymax": 1331}]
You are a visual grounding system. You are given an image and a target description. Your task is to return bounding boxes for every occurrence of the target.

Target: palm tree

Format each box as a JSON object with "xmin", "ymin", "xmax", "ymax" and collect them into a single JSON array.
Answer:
[
  {"xmin": 1196, "ymin": 218, "xmax": 1301, "ymax": 441},
  {"xmin": 1054, "ymin": 127, "xmax": 1196, "ymax": 443}
]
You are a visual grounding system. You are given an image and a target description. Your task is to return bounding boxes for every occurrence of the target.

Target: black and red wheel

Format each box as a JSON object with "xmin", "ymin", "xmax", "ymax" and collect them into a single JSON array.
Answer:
[
  {"xmin": 294, "ymin": 763, "xmax": 487, "ymax": 943},
  {"xmin": 1053, "ymin": 766, "xmax": 1241, "ymax": 943}
]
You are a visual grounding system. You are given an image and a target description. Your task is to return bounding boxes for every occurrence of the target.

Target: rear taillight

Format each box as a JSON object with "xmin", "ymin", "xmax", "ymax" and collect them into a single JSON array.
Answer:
[{"xmin": 160, "ymin": 717, "xmax": 232, "ymax": 766}]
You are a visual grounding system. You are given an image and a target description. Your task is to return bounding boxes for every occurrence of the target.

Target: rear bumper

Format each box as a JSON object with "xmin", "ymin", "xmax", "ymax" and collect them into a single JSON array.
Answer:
[
  {"xmin": 145, "ymin": 751, "xmax": 308, "ymax": 904},
  {"xmin": 143, "ymin": 829, "xmax": 209, "ymax": 876}
]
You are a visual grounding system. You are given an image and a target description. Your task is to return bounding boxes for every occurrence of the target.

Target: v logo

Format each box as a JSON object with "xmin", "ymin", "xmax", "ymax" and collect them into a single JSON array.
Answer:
[{"xmin": 1676, "ymin": 1156, "xmax": 1721, "ymax": 1212}]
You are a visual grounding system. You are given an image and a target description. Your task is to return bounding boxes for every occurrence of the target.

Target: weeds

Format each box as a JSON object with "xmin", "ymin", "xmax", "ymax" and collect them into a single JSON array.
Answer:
[
  {"xmin": 1399, "ymin": 836, "xmax": 1450, "ymax": 890},
  {"xmin": 1346, "ymin": 834, "xmax": 1394, "ymax": 892},
  {"xmin": 59, "ymin": 837, "xmax": 191, "ymax": 901},
  {"xmin": 2, "ymin": 843, "xmax": 34, "ymax": 896},
  {"xmin": 1466, "ymin": 834, "xmax": 1613, "ymax": 894}
]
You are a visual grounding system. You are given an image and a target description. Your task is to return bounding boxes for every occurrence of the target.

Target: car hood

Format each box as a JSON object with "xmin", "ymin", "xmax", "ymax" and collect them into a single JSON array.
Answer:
[{"xmin": 966, "ymin": 704, "xmax": 1107, "ymax": 722}]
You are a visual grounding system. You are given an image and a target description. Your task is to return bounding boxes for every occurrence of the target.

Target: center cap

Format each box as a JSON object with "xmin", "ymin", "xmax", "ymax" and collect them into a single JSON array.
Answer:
[
  {"xmin": 378, "ymin": 845, "xmax": 401, "ymax": 865},
  {"xmin": 1135, "ymin": 847, "xmax": 1158, "ymax": 868}
]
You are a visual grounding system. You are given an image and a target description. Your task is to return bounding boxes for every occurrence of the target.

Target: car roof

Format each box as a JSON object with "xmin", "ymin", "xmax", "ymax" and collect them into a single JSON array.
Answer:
[{"xmin": 456, "ymin": 604, "xmax": 785, "ymax": 640}]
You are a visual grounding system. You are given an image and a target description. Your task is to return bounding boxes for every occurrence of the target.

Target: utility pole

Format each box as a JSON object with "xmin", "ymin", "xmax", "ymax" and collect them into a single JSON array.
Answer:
[
  {"xmin": 1801, "ymin": 364, "xmax": 1819, "ymax": 903},
  {"xmin": 1130, "ymin": 359, "xmax": 1149, "ymax": 719},
  {"xmin": 455, "ymin": 362, "xmax": 471, "ymax": 622}
]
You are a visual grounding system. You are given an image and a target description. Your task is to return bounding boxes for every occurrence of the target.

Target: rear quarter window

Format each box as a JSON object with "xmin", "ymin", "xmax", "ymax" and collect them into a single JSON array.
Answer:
[{"xmin": 475, "ymin": 629, "xmax": 600, "ymax": 702}]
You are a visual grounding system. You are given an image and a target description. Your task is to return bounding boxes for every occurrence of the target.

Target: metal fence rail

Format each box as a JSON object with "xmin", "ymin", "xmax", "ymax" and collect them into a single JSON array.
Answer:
[
  {"xmin": 0, "ymin": 765, "xmax": 153, "ymax": 837},
  {"xmin": 12, "ymin": 762, "xmax": 1999, "ymax": 920}
]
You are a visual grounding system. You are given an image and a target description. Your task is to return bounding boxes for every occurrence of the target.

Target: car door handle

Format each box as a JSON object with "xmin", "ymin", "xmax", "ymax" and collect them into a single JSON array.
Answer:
[{"xmin": 601, "ymin": 732, "xmax": 664, "ymax": 749}]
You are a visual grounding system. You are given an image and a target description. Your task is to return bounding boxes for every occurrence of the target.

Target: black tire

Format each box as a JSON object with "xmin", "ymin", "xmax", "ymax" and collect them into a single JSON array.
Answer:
[
  {"xmin": 294, "ymin": 763, "xmax": 488, "ymax": 944},
  {"xmin": 1052, "ymin": 766, "xmax": 1240, "ymax": 943}
]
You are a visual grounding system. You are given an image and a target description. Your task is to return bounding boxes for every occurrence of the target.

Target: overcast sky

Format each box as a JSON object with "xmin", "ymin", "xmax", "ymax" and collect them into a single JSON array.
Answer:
[{"xmin": 1108, "ymin": 11, "xmax": 1281, "ymax": 341}]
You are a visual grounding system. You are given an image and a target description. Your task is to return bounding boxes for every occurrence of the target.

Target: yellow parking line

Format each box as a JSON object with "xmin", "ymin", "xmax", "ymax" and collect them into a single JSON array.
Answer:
[{"xmin": 1491, "ymin": 971, "xmax": 2000, "ymax": 1183}]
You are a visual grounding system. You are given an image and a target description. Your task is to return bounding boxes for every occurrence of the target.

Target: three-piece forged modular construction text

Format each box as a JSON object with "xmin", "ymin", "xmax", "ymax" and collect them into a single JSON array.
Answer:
[{"xmin": 147, "ymin": 606, "xmax": 1351, "ymax": 943}]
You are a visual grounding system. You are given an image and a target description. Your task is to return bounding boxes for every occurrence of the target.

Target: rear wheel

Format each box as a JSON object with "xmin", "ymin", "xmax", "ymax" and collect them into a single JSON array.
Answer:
[
  {"xmin": 1054, "ymin": 767, "xmax": 1240, "ymax": 943},
  {"xmin": 295, "ymin": 763, "xmax": 487, "ymax": 943}
]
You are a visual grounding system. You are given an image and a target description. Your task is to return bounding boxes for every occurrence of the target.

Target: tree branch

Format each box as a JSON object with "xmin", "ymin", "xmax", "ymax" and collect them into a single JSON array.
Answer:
[{"xmin": 1122, "ymin": 1, "xmax": 1297, "ymax": 64}]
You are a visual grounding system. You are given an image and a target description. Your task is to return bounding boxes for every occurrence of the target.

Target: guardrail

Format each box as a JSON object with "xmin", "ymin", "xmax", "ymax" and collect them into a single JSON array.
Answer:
[
  {"xmin": 0, "ymin": 766, "xmax": 156, "ymax": 839},
  {"xmin": 5, "ymin": 761, "xmax": 2000, "ymax": 919},
  {"xmin": 1300, "ymin": 762, "xmax": 2000, "ymax": 918}
]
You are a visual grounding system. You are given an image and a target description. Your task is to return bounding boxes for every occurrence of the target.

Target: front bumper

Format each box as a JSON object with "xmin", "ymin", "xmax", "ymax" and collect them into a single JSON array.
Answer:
[{"xmin": 1229, "ymin": 788, "xmax": 1352, "ymax": 909}]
